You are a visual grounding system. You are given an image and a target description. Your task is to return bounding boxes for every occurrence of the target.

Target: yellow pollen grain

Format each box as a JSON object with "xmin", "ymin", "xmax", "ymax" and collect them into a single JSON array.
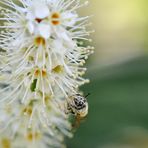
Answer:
[
  {"xmin": 34, "ymin": 37, "xmax": 46, "ymax": 47},
  {"xmin": 51, "ymin": 12, "xmax": 60, "ymax": 25},
  {"xmin": 28, "ymin": 56, "xmax": 34, "ymax": 61},
  {"xmin": 34, "ymin": 69, "xmax": 40, "ymax": 77},
  {"xmin": 23, "ymin": 106, "xmax": 32, "ymax": 116},
  {"xmin": 26, "ymin": 132, "xmax": 41, "ymax": 142},
  {"xmin": 1, "ymin": 138, "xmax": 11, "ymax": 148},
  {"xmin": 42, "ymin": 70, "xmax": 47, "ymax": 77},
  {"xmin": 52, "ymin": 65, "xmax": 64, "ymax": 73},
  {"xmin": 44, "ymin": 95, "xmax": 52, "ymax": 105},
  {"xmin": 34, "ymin": 69, "xmax": 47, "ymax": 77}
]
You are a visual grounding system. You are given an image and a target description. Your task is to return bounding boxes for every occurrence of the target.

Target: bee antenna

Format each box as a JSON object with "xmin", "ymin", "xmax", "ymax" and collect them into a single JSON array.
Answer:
[{"xmin": 85, "ymin": 93, "xmax": 90, "ymax": 98}]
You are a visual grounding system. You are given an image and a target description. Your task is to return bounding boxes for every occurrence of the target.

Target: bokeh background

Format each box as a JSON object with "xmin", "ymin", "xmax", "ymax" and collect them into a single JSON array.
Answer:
[{"xmin": 68, "ymin": 0, "xmax": 148, "ymax": 148}]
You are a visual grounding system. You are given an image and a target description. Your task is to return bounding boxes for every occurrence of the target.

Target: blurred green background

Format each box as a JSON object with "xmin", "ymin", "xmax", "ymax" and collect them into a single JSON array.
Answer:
[{"xmin": 68, "ymin": 0, "xmax": 148, "ymax": 148}]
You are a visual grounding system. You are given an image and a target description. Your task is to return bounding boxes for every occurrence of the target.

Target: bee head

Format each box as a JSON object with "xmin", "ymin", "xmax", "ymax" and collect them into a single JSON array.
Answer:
[{"xmin": 73, "ymin": 95, "xmax": 87, "ymax": 110}]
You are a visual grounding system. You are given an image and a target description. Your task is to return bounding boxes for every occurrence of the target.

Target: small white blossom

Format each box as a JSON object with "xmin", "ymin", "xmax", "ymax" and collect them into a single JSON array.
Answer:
[{"xmin": 0, "ymin": 0, "xmax": 94, "ymax": 147}]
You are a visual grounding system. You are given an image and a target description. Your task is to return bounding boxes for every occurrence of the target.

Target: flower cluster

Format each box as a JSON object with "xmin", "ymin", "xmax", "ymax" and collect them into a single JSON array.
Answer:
[{"xmin": 0, "ymin": 0, "xmax": 93, "ymax": 147}]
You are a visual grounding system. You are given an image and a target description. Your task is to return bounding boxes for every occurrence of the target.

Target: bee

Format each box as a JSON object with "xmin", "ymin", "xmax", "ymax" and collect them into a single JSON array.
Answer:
[{"xmin": 67, "ymin": 93, "xmax": 89, "ymax": 128}]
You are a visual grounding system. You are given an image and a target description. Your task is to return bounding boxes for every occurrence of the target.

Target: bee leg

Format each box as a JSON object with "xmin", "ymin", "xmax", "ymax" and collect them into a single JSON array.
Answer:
[{"xmin": 72, "ymin": 115, "xmax": 81, "ymax": 129}]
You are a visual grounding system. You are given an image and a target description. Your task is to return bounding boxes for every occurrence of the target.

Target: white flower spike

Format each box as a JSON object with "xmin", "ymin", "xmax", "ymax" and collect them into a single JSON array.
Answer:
[{"xmin": 0, "ymin": 0, "xmax": 94, "ymax": 147}]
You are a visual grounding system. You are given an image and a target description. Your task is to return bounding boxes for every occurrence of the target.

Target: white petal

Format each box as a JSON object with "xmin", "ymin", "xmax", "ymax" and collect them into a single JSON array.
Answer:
[
  {"xmin": 52, "ymin": 39, "xmax": 66, "ymax": 54},
  {"xmin": 26, "ymin": 11, "xmax": 35, "ymax": 20},
  {"xmin": 38, "ymin": 23, "xmax": 51, "ymax": 39},
  {"xmin": 61, "ymin": 12, "xmax": 78, "ymax": 26},
  {"xmin": 55, "ymin": 27, "xmax": 76, "ymax": 49},
  {"xmin": 56, "ymin": 27, "xmax": 71, "ymax": 41},
  {"xmin": 62, "ymin": 12, "xmax": 78, "ymax": 19},
  {"xmin": 33, "ymin": 4, "xmax": 50, "ymax": 19},
  {"xmin": 27, "ymin": 22, "xmax": 34, "ymax": 34}
]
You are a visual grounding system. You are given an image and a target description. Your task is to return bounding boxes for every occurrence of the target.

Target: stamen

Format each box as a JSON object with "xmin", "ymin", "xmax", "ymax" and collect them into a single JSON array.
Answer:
[
  {"xmin": 44, "ymin": 95, "xmax": 52, "ymax": 106},
  {"xmin": 42, "ymin": 69, "xmax": 47, "ymax": 77},
  {"xmin": 34, "ymin": 37, "xmax": 46, "ymax": 47},
  {"xmin": 51, "ymin": 12, "xmax": 60, "ymax": 25},
  {"xmin": 34, "ymin": 69, "xmax": 47, "ymax": 77},
  {"xmin": 52, "ymin": 65, "xmax": 64, "ymax": 74},
  {"xmin": 26, "ymin": 131, "xmax": 41, "ymax": 142},
  {"xmin": 34, "ymin": 69, "xmax": 40, "ymax": 77},
  {"xmin": 23, "ymin": 106, "xmax": 33, "ymax": 116}
]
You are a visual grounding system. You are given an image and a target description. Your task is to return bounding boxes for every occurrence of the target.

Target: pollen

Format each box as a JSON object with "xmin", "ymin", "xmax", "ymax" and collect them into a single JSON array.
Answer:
[
  {"xmin": 52, "ymin": 65, "xmax": 64, "ymax": 74},
  {"xmin": 42, "ymin": 69, "xmax": 47, "ymax": 77},
  {"xmin": 51, "ymin": 12, "xmax": 60, "ymax": 25},
  {"xmin": 34, "ymin": 69, "xmax": 47, "ymax": 77},
  {"xmin": 28, "ymin": 56, "xmax": 34, "ymax": 61},
  {"xmin": 34, "ymin": 37, "xmax": 46, "ymax": 46},
  {"xmin": 44, "ymin": 94, "xmax": 52, "ymax": 105},
  {"xmin": 23, "ymin": 106, "xmax": 32, "ymax": 116},
  {"xmin": 1, "ymin": 138, "xmax": 11, "ymax": 148},
  {"xmin": 26, "ymin": 132, "xmax": 42, "ymax": 142},
  {"xmin": 34, "ymin": 69, "xmax": 40, "ymax": 76}
]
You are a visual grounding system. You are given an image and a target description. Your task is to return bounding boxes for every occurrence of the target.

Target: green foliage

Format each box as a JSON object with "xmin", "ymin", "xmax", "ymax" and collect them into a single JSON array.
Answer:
[{"xmin": 67, "ymin": 57, "xmax": 148, "ymax": 148}]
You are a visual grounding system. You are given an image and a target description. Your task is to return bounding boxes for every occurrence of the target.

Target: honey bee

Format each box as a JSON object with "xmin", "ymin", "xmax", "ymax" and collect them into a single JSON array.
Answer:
[{"xmin": 67, "ymin": 93, "xmax": 89, "ymax": 128}]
